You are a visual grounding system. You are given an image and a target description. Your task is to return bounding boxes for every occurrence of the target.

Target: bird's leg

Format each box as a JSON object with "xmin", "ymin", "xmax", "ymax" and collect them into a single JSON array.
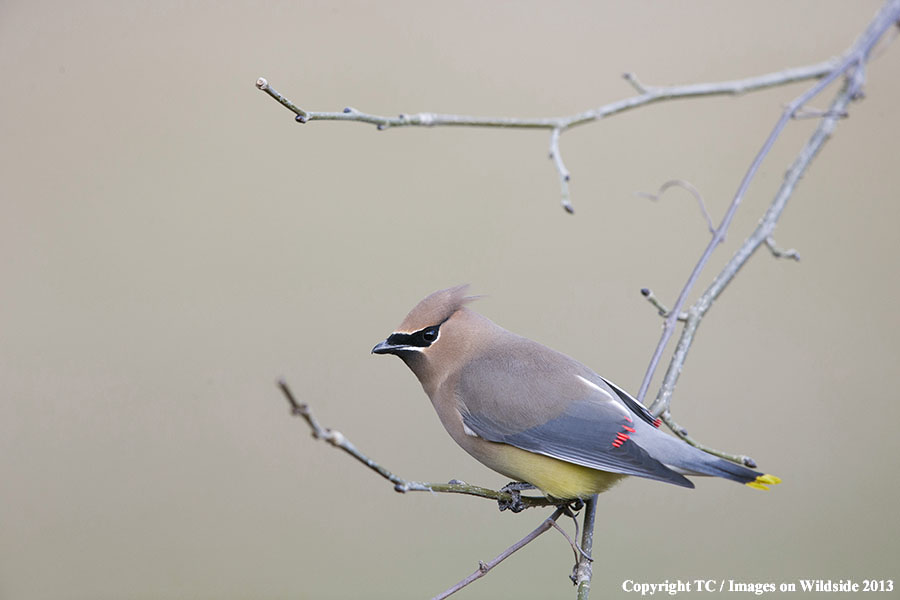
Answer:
[{"xmin": 498, "ymin": 481, "xmax": 536, "ymax": 513}]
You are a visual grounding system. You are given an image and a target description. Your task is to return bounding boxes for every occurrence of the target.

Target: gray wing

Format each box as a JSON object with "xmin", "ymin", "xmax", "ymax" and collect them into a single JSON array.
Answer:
[{"xmin": 456, "ymin": 340, "xmax": 693, "ymax": 488}]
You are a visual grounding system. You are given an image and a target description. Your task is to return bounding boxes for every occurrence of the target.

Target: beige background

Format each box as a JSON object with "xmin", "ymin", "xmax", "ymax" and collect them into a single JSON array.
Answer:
[{"xmin": 2, "ymin": 1, "xmax": 898, "ymax": 598}]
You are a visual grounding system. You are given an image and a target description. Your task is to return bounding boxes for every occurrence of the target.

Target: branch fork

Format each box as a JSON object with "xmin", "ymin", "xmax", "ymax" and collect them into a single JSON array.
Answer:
[{"xmin": 257, "ymin": 56, "xmax": 845, "ymax": 213}]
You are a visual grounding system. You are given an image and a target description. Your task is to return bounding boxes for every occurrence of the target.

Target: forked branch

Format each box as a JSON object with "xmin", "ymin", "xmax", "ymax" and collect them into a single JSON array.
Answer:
[
  {"xmin": 643, "ymin": 2, "xmax": 900, "ymax": 419},
  {"xmin": 257, "ymin": 59, "xmax": 837, "ymax": 212}
]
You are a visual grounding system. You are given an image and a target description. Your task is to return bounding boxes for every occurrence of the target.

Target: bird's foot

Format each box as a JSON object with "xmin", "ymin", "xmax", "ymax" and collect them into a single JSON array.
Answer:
[
  {"xmin": 497, "ymin": 481, "xmax": 536, "ymax": 513},
  {"xmin": 567, "ymin": 498, "xmax": 585, "ymax": 512}
]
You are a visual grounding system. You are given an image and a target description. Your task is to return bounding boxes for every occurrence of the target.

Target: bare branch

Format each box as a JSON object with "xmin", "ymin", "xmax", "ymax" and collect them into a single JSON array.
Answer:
[
  {"xmin": 642, "ymin": 4, "xmax": 900, "ymax": 472},
  {"xmin": 257, "ymin": 61, "xmax": 837, "ymax": 129},
  {"xmin": 432, "ymin": 507, "xmax": 566, "ymax": 600},
  {"xmin": 638, "ymin": 0, "xmax": 900, "ymax": 408},
  {"xmin": 256, "ymin": 60, "xmax": 837, "ymax": 211},
  {"xmin": 277, "ymin": 380, "xmax": 555, "ymax": 509},
  {"xmin": 646, "ymin": 58, "xmax": 872, "ymax": 421},
  {"xmin": 636, "ymin": 179, "xmax": 716, "ymax": 235},
  {"xmin": 870, "ymin": 17, "xmax": 900, "ymax": 60},
  {"xmin": 574, "ymin": 495, "xmax": 598, "ymax": 599}
]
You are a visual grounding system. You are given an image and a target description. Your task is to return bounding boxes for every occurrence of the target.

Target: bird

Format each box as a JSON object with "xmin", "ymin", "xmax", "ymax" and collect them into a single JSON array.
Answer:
[{"xmin": 372, "ymin": 285, "xmax": 780, "ymax": 500}]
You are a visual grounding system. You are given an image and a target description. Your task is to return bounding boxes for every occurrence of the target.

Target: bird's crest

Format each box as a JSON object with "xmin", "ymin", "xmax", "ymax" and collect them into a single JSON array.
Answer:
[{"xmin": 396, "ymin": 285, "xmax": 478, "ymax": 332}]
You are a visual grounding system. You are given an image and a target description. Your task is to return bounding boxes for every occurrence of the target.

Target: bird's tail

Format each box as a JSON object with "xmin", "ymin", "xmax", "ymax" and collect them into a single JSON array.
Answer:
[
  {"xmin": 684, "ymin": 454, "xmax": 781, "ymax": 490},
  {"xmin": 648, "ymin": 432, "xmax": 781, "ymax": 490}
]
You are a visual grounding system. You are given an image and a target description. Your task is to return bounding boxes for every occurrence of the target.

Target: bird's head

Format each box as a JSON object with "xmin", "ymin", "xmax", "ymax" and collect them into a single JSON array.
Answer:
[{"xmin": 372, "ymin": 285, "xmax": 483, "ymax": 390}]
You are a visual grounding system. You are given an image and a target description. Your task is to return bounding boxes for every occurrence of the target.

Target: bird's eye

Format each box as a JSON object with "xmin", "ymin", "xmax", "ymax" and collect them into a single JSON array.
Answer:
[{"xmin": 422, "ymin": 326, "xmax": 439, "ymax": 343}]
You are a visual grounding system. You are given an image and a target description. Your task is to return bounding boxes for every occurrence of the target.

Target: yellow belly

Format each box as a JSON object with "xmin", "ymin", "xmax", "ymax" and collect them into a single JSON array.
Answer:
[{"xmin": 476, "ymin": 441, "xmax": 626, "ymax": 499}]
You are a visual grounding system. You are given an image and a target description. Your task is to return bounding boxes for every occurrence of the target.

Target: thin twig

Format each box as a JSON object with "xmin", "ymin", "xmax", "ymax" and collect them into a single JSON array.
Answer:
[
  {"xmin": 432, "ymin": 507, "xmax": 566, "ymax": 600},
  {"xmin": 661, "ymin": 412, "xmax": 757, "ymax": 468},
  {"xmin": 636, "ymin": 179, "xmax": 716, "ymax": 235},
  {"xmin": 256, "ymin": 60, "xmax": 836, "ymax": 211},
  {"xmin": 550, "ymin": 507, "xmax": 593, "ymax": 569},
  {"xmin": 791, "ymin": 106, "xmax": 849, "ymax": 120},
  {"xmin": 550, "ymin": 519, "xmax": 581, "ymax": 568},
  {"xmin": 549, "ymin": 127, "xmax": 574, "ymax": 213},
  {"xmin": 765, "ymin": 236, "xmax": 801, "ymax": 261},
  {"xmin": 639, "ymin": 0, "xmax": 900, "ymax": 410},
  {"xmin": 640, "ymin": 288, "xmax": 688, "ymax": 321},
  {"xmin": 277, "ymin": 380, "xmax": 555, "ymax": 508},
  {"xmin": 622, "ymin": 72, "xmax": 649, "ymax": 94},
  {"xmin": 255, "ymin": 78, "xmax": 308, "ymax": 121}
]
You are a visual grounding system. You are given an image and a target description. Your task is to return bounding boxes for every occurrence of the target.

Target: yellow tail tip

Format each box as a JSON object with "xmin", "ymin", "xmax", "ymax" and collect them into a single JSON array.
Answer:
[{"xmin": 745, "ymin": 474, "xmax": 782, "ymax": 490}]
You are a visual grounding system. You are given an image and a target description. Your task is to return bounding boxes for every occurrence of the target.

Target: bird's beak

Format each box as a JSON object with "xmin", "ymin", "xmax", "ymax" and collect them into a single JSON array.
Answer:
[{"xmin": 372, "ymin": 339, "xmax": 399, "ymax": 355}]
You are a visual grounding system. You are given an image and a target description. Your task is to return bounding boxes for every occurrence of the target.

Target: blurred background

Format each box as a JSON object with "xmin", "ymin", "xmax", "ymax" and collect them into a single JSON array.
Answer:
[{"xmin": 2, "ymin": 1, "xmax": 898, "ymax": 598}]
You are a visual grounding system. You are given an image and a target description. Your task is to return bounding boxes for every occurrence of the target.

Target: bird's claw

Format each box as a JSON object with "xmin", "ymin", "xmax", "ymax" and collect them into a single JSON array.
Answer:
[{"xmin": 498, "ymin": 481, "xmax": 536, "ymax": 513}]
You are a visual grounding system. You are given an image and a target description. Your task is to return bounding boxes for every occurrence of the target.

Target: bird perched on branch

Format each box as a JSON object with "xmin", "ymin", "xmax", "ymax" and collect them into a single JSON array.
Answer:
[{"xmin": 373, "ymin": 285, "xmax": 779, "ymax": 500}]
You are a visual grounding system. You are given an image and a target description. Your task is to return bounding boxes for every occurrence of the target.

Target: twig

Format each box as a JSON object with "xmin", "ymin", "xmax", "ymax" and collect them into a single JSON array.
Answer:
[
  {"xmin": 765, "ymin": 236, "xmax": 801, "ymax": 261},
  {"xmin": 255, "ymin": 79, "xmax": 308, "ymax": 121},
  {"xmin": 550, "ymin": 519, "xmax": 581, "ymax": 569},
  {"xmin": 661, "ymin": 412, "xmax": 757, "ymax": 468},
  {"xmin": 256, "ymin": 59, "xmax": 836, "ymax": 211},
  {"xmin": 549, "ymin": 127, "xmax": 574, "ymax": 213},
  {"xmin": 638, "ymin": 0, "xmax": 900, "ymax": 410},
  {"xmin": 622, "ymin": 72, "xmax": 649, "ymax": 94},
  {"xmin": 277, "ymin": 380, "xmax": 555, "ymax": 508},
  {"xmin": 791, "ymin": 106, "xmax": 849, "ymax": 120},
  {"xmin": 432, "ymin": 507, "xmax": 566, "ymax": 600},
  {"xmin": 636, "ymin": 179, "xmax": 716, "ymax": 235},
  {"xmin": 640, "ymin": 288, "xmax": 688, "ymax": 321},
  {"xmin": 549, "ymin": 508, "xmax": 592, "ymax": 571}
]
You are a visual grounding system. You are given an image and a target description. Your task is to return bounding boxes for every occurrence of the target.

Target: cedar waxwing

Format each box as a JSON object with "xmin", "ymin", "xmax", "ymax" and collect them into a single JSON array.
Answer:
[{"xmin": 373, "ymin": 285, "xmax": 780, "ymax": 499}]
